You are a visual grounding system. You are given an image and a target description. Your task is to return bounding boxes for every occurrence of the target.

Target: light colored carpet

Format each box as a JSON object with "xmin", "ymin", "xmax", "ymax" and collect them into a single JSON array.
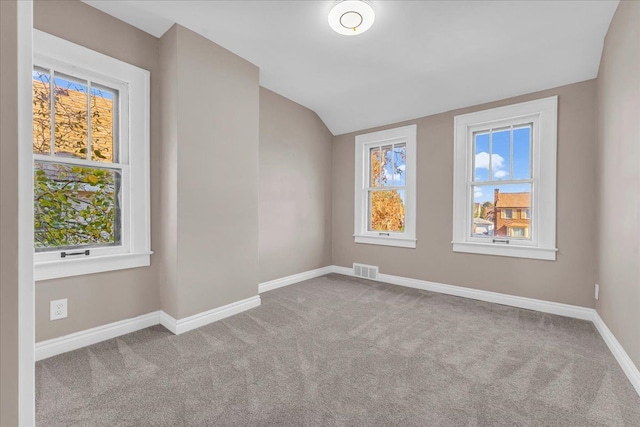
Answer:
[{"xmin": 36, "ymin": 274, "xmax": 640, "ymax": 426}]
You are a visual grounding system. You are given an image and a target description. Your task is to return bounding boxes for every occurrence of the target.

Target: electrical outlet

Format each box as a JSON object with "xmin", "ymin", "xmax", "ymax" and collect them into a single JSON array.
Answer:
[
  {"xmin": 50, "ymin": 298, "xmax": 68, "ymax": 321},
  {"xmin": 595, "ymin": 284, "xmax": 600, "ymax": 300}
]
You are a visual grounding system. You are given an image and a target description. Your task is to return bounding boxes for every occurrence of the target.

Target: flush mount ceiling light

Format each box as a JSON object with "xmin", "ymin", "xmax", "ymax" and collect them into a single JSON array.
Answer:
[{"xmin": 328, "ymin": 0, "xmax": 375, "ymax": 36}]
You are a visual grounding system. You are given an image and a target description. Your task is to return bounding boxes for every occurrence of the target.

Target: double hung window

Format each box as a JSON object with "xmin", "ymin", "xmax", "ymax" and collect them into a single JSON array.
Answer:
[
  {"xmin": 453, "ymin": 97, "xmax": 557, "ymax": 260},
  {"xmin": 354, "ymin": 125, "xmax": 417, "ymax": 248},
  {"xmin": 33, "ymin": 30, "xmax": 150, "ymax": 280}
]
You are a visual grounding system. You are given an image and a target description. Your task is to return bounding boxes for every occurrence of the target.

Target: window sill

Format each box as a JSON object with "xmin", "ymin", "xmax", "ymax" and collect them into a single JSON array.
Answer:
[
  {"xmin": 452, "ymin": 241, "xmax": 556, "ymax": 261},
  {"xmin": 35, "ymin": 251, "xmax": 153, "ymax": 281},
  {"xmin": 354, "ymin": 235, "xmax": 417, "ymax": 248}
]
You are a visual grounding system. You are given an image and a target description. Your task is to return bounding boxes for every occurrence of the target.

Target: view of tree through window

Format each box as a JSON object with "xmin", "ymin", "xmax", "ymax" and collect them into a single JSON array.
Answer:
[
  {"xmin": 368, "ymin": 143, "xmax": 406, "ymax": 232},
  {"xmin": 472, "ymin": 125, "xmax": 532, "ymax": 239},
  {"xmin": 33, "ymin": 67, "xmax": 121, "ymax": 252}
]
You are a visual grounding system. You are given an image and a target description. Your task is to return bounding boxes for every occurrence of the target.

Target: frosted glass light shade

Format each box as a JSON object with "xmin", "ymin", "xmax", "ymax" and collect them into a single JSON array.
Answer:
[{"xmin": 328, "ymin": 1, "xmax": 375, "ymax": 36}]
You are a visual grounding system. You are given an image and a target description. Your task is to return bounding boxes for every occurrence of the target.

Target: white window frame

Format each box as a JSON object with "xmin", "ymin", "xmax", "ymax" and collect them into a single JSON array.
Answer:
[
  {"xmin": 452, "ymin": 96, "xmax": 557, "ymax": 261},
  {"xmin": 354, "ymin": 124, "xmax": 417, "ymax": 248},
  {"xmin": 33, "ymin": 30, "xmax": 151, "ymax": 280}
]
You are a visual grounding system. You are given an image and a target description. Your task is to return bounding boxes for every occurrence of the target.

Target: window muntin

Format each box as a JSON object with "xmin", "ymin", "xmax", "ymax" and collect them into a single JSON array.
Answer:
[
  {"xmin": 453, "ymin": 96, "xmax": 557, "ymax": 260},
  {"xmin": 33, "ymin": 64, "xmax": 127, "ymax": 256},
  {"xmin": 354, "ymin": 125, "xmax": 416, "ymax": 248}
]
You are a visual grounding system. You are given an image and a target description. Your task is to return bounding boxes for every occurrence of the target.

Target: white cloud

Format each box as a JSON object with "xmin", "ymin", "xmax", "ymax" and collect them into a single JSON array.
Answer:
[
  {"xmin": 384, "ymin": 165, "xmax": 406, "ymax": 184},
  {"xmin": 475, "ymin": 152, "xmax": 504, "ymax": 170},
  {"xmin": 494, "ymin": 170, "xmax": 508, "ymax": 179},
  {"xmin": 474, "ymin": 189, "xmax": 483, "ymax": 198}
]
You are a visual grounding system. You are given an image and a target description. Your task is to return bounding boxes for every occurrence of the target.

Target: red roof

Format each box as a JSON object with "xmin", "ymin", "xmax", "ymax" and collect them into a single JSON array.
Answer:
[{"xmin": 496, "ymin": 192, "xmax": 530, "ymax": 208}]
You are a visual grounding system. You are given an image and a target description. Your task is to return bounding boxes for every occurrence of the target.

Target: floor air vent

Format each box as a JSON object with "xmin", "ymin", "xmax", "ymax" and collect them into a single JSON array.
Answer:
[{"xmin": 353, "ymin": 263, "xmax": 379, "ymax": 280}]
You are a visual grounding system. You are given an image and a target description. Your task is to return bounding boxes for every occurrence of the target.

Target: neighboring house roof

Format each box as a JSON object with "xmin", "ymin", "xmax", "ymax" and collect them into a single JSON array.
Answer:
[
  {"xmin": 473, "ymin": 217, "xmax": 494, "ymax": 225},
  {"xmin": 496, "ymin": 192, "xmax": 530, "ymax": 208}
]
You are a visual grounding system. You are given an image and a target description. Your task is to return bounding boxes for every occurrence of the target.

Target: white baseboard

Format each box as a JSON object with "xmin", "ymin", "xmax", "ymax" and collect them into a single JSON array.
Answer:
[
  {"xmin": 159, "ymin": 295, "xmax": 261, "ymax": 335},
  {"xmin": 36, "ymin": 295, "xmax": 261, "ymax": 360},
  {"xmin": 331, "ymin": 265, "xmax": 594, "ymax": 320},
  {"xmin": 34, "ymin": 265, "xmax": 639, "ymax": 399},
  {"xmin": 331, "ymin": 264, "xmax": 639, "ymax": 397},
  {"xmin": 259, "ymin": 266, "xmax": 334, "ymax": 293},
  {"xmin": 592, "ymin": 311, "xmax": 640, "ymax": 396},
  {"xmin": 158, "ymin": 310, "xmax": 178, "ymax": 335},
  {"xmin": 35, "ymin": 311, "xmax": 161, "ymax": 361}
]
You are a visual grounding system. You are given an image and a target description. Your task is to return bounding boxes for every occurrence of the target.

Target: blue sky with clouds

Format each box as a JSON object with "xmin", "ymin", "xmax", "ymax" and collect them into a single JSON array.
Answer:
[{"xmin": 473, "ymin": 127, "xmax": 531, "ymax": 204}]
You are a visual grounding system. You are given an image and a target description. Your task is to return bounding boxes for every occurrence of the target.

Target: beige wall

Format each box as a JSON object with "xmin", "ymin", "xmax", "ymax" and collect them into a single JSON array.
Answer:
[
  {"xmin": 157, "ymin": 25, "xmax": 179, "ymax": 318},
  {"xmin": 0, "ymin": 1, "xmax": 20, "ymax": 423},
  {"xmin": 159, "ymin": 25, "xmax": 260, "ymax": 319},
  {"xmin": 333, "ymin": 80, "xmax": 598, "ymax": 308},
  {"xmin": 596, "ymin": 0, "xmax": 640, "ymax": 369},
  {"xmin": 33, "ymin": 0, "xmax": 160, "ymax": 341},
  {"xmin": 259, "ymin": 88, "xmax": 333, "ymax": 282}
]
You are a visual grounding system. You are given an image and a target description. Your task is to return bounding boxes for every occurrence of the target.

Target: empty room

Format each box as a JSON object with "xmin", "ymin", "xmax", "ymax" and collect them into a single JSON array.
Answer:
[{"xmin": 1, "ymin": 0, "xmax": 639, "ymax": 425}]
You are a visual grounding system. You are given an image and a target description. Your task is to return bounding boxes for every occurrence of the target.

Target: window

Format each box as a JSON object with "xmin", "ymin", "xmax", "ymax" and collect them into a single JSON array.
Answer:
[
  {"xmin": 33, "ymin": 30, "xmax": 150, "ymax": 280},
  {"xmin": 501, "ymin": 209, "xmax": 514, "ymax": 220},
  {"xmin": 509, "ymin": 226, "xmax": 528, "ymax": 238},
  {"xmin": 452, "ymin": 97, "xmax": 557, "ymax": 260},
  {"xmin": 354, "ymin": 125, "xmax": 416, "ymax": 248}
]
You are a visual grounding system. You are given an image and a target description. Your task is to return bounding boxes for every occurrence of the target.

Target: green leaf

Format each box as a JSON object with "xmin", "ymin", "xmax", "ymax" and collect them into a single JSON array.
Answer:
[{"xmin": 85, "ymin": 175, "xmax": 99, "ymax": 186}]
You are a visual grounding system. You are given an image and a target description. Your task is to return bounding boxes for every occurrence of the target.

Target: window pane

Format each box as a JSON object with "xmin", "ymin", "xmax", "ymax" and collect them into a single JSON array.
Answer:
[
  {"xmin": 491, "ymin": 129, "xmax": 510, "ymax": 180},
  {"xmin": 392, "ymin": 143, "xmax": 406, "ymax": 186},
  {"xmin": 54, "ymin": 73, "xmax": 89, "ymax": 159},
  {"xmin": 33, "ymin": 68, "xmax": 52, "ymax": 155},
  {"xmin": 369, "ymin": 189, "xmax": 405, "ymax": 232},
  {"xmin": 513, "ymin": 126, "xmax": 531, "ymax": 179},
  {"xmin": 90, "ymin": 83, "xmax": 118, "ymax": 163},
  {"xmin": 474, "ymin": 132, "xmax": 490, "ymax": 182},
  {"xmin": 378, "ymin": 145, "xmax": 393, "ymax": 187},
  {"xmin": 472, "ymin": 183, "xmax": 531, "ymax": 239},
  {"xmin": 370, "ymin": 147, "xmax": 380, "ymax": 187},
  {"xmin": 34, "ymin": 161, "xmax": 121, "ymax": 252}
]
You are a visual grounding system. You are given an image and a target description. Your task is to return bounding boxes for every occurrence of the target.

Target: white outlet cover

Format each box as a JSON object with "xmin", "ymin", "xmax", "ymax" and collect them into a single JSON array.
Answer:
[
  {"xmin": 50, "ymin": 298, "xmax": 68, "ymax": 321},
  {"xmin": 595, "ymin": 284, "xmax": 600, "ymax": 300}
]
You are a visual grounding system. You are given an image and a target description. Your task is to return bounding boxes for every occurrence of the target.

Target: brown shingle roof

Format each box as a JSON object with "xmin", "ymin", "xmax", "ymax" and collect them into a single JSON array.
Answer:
[{"xmin": 496, "ymin": 192, "xmax": 530, "ymax": 208}]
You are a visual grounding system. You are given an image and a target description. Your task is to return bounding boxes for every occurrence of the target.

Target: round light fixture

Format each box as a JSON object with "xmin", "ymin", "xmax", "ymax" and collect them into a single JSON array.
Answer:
[{"xmin": 328, "ymin": 0, "xmax": 375, "ymax": 36}]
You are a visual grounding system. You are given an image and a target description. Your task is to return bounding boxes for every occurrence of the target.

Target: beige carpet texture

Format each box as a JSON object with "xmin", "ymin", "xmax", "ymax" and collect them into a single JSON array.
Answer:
[{"xmin": 36, "ymin": 274, "xmax": 640, "ymax": 426}]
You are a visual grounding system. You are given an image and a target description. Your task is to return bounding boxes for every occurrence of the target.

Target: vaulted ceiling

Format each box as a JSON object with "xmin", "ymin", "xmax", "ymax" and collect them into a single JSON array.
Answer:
[{"xmin": 84, "ymin": 0, "xmax": 618, "ymax": 135}]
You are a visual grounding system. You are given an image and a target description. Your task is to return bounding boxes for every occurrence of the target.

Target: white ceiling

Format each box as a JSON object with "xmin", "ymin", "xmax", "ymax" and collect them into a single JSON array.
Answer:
[{"xmin": 83, "ymin": 0, "xmax": 618, "ymax": 135}]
